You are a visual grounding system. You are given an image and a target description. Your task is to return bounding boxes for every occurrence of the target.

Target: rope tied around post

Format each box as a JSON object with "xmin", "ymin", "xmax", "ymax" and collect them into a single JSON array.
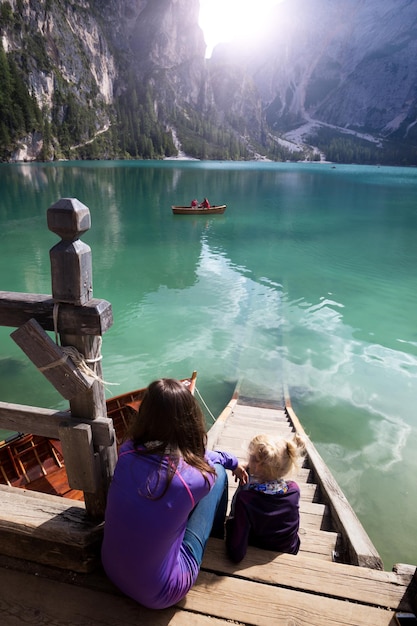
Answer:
[{"xmin": 53, "ymin": 303, "xmax": 117, "ymax": 388}]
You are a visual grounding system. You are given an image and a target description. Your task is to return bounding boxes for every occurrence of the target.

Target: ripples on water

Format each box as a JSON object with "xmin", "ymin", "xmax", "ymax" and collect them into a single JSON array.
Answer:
[{"xmin": 0, "ymin": 160, "xmax": 416, "ymax": 569}]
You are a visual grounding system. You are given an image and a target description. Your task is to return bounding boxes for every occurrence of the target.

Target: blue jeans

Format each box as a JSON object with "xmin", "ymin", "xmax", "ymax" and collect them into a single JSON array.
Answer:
[{"xmin": 183, "ymin": 464, "xmax": 228, "ymax": 566}]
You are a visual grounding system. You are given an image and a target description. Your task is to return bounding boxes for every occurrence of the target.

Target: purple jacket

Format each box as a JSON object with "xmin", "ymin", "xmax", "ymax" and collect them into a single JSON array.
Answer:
[
  {"xmin": 101, "ymin": 441, "xmax": 237, "ymax": 609},
  {"xmin": 225, "ymin": 481, "xmax": 301, "ymax": 562}
]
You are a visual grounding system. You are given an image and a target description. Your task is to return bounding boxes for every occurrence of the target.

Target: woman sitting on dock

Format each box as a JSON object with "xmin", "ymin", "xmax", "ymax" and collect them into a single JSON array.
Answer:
[
  {"xmin": 226, "ymin": 433, "xmax": 306, "ymax": 563},
  {"xmin": 102, "ymin": 378, "xmax": 247, "ymax": 609}
]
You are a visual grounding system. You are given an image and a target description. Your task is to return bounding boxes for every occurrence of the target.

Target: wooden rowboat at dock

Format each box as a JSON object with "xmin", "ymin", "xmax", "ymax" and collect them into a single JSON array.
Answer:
[{"xmin": 172, "ymin": 204, "xmax": 226, "ymax": 215}]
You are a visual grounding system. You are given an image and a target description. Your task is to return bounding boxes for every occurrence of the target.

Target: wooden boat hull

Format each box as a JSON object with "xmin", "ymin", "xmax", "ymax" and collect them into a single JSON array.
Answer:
[
  {"xmin": 0, "ymin": 373, "xmax": 197, "ymax": 498},
  {"xmin": 172, "ymin": 205, "xmax": 226, "ymax": 215}
]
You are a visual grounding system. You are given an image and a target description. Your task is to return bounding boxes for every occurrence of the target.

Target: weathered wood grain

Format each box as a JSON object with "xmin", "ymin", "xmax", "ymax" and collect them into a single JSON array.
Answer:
[
  {"xmin": 0, "ymin": 565, "xmax": 236, "ymax": 626},
  {"xmin": 11, "ymin": 318, "xmax": 94, "ymax": 399},
  {"xmin": 181, "ymin": 570, "xmax": 396, "ymax": 625},
  {"xmin": 0, "ymin": 485, "xmax": 102, "ymax": 572},
  {"xmin": 59, "ymin": 422, "xmax": 99, "ymax": 493},
  {"xmin": 0, "ymin": 291, "xmax": 113, "ymax": 334},
  {"xmin": 202, "ymin": 539, "xmax": 413, "ymax": 611},
  {"xmin": 0, "ymin": 401, "xmax": 114, "ymax": 446}
]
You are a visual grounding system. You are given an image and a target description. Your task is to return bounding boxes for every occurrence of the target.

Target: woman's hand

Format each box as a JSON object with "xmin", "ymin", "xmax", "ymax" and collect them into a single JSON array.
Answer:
[{"xmin": 232, "ymin": 464, "xmax": 249, "ymax": 486}]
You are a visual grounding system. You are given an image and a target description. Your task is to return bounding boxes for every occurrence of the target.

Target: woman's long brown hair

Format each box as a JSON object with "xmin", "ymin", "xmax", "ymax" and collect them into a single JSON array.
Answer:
[{"xmin": 129, "ymin": 378, "xmax": 215, "ymax": 497}]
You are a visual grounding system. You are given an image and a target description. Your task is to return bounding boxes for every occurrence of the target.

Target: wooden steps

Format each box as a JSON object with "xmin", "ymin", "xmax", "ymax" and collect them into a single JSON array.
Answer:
[
  {"xmin": 212, "ymin": 399, "xmax": 342, "ymax": 563},
  {"xmin": 0, "ymin": 546, "xmax": 413, "ymax": 626},
  {"xmin": 0, "ymin": 561, "xmax": 218, "ymax": 626},
  {"xmin": 202, "ymin": 539, "xmax": 412, "ymax": 609},
  {"xmin": 198, "ymin": 540, "xmax": 417, "ymax": 625},
  {"xmin": 0, "ymin": 393, "xmax": 415, "ymax": 625},
  {"xmin": 187, "ymin": 572, "xmax": 396, "ymax": 625}
]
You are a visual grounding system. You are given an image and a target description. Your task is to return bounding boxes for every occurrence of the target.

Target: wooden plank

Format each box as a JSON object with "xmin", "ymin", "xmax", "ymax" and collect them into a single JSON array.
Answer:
[
  {"xmin": 394, "ymin": 565, "xmax": 417, "ymax": 614},
  {"xmin": 0, "ymin": 565, "xmax": 235, "ymax": 626},
  {"xmin": 300, "ymin": 511, "xmax": 330, "ymax": 530},
  {"xmin": 59, "ymin": 422, "xmax": 99, "ymax": 493},
  {"xmin": 0, "ymin": 485, "xmax": 102, "ymax": 571},
  {"xmin": 300, "ymin": 509, "xmax": 331, "ymax": 531},
  {"xmin": 230, "ymin": 413, "xmax": 288, "ymax": 428},
  {"xmin": 0, "ymin": 291, "xmax": 113, "ymax": 335},
  {"xmin": 297, "ymin": 526, "xmax": 339, "ymax": 559},
  {"xmin": 11, "ymin": 318, "xmax": 94, "ymax": 399},
  {"xmin": 296, "ymin": 467, "xmax": 312, "ymax": 482},
  {"xmin": 231, "ymin": 404, "xmax": 288, "ymax": 418},
  {"xmin": 300, "ymin": 502, "xmax": 332, "ymax": 531},
  {"xmin": 221, "ymin": 417, "xmax": 291, "ymax": 430},
  {"xmin": 202, "ymin": 539, "xmax": 413, "ymax": 611},
  {"xmin": 0, "ymin": 484, "xmax": 90, "ymax": 536},
  {"xmin": 220, "ymin": 416, "xmax": 291, "ymax": 431},
  {"xmin": 226, "ymin": 414, "xmax": 290, "ymax": 428},
  {"xmin": 0, "ymin": 402, "xmax": 114, "ymax": 446},
  {"xmin": 219, "ymin": 425, "xmax": 298, "ymax": 445},
  {"xmin": 181, "ymin": 570, "xmax": 396, "ymax": 625},
  {"xmin": 300, "ymin": 500, "xmax": 328, "ymax": 517},
  {"xmin": 237, "ymin": 395, "xmax": 285, "ymax": 409}
]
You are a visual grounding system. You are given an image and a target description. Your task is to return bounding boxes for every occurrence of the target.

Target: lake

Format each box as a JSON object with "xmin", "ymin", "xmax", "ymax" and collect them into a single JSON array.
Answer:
[{"xmin": 0, "ymin": 159, "xmax": 416, "ymax": 569}]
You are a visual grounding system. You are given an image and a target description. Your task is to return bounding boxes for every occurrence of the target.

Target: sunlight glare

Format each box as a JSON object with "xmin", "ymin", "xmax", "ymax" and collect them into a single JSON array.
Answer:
[{"xmin": 199, "ymin": 0, "xmax": 283, "ymax": 57}]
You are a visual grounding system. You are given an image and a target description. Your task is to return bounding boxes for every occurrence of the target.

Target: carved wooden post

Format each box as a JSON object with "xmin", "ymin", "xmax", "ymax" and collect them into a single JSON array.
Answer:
[{"xmin": 48, "ymin": 198, "xmax": 117, "ymax": 519}]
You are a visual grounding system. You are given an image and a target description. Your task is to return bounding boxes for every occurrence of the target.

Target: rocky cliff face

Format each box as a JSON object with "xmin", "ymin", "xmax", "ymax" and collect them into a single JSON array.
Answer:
[
  {"xmin": 1, "ymin": 0, "xmax": 416, "ymax": 163},
  {"xmin": 214, "ymin": 0, "xmax": 417, "ymax": 149},
  {"xmin": 2, "ymin": 0, "xmax": 115, "ymax": 110}
]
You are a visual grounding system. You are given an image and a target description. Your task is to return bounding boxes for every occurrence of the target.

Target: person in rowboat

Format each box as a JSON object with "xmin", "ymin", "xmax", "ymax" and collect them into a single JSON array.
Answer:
[
  {"xmin": 226, "ymin": 433, "xmax": 306, "ymax": 563},
  {"xmin": 199, "ymin": 197, "xmax": 210, "ymax": 208},
  {"xmin": 101, "ymin": 378, "xmax": 248, "ymax": 609}
]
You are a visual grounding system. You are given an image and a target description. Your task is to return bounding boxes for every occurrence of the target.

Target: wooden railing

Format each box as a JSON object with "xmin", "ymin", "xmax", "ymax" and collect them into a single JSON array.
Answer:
[
  {"xmin": 0, "ymin": 198, "xmax": 117, "ymax": 520},
  {"xmin": 284, "ymin": 395, "xmax": 383, "ymax": 570}
]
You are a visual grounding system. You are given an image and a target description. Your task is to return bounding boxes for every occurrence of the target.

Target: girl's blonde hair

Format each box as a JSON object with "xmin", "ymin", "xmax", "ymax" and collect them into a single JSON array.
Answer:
[{"xmin": 248, "ymin": 433, "xmax": 306, "ymax": 481}]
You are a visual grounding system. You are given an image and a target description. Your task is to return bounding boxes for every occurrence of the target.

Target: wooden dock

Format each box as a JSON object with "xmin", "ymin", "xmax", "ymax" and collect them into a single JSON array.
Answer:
[{"xmin": 0, "ymin": 393, "xmax": 416, "ymax": 625}]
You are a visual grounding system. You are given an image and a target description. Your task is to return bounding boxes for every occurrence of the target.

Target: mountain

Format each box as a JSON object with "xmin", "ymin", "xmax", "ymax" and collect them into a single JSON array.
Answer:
[
  {"xmin": 0, "ymin": 0, "xmax": 416, "ymax": 164},
  {"xmin": 229, "ymin": 0, "xmax": 417, "ymax": 163}
]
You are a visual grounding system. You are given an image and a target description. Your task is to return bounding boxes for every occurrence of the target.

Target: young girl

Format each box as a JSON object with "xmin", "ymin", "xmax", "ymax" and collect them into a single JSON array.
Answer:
[
  {"xmin": 226, "ymin": 432, "xmax": 306, "ymax": 563},
  {"xmin": 101, "ymin": 378, "xmax": 247, "ymax": 609}
]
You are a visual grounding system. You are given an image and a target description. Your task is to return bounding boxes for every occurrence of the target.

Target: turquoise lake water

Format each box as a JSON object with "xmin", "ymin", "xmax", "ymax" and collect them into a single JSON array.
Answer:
[{"xmin": 0, "ymin": 160, "xmax": 416, "ymax": 569}]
